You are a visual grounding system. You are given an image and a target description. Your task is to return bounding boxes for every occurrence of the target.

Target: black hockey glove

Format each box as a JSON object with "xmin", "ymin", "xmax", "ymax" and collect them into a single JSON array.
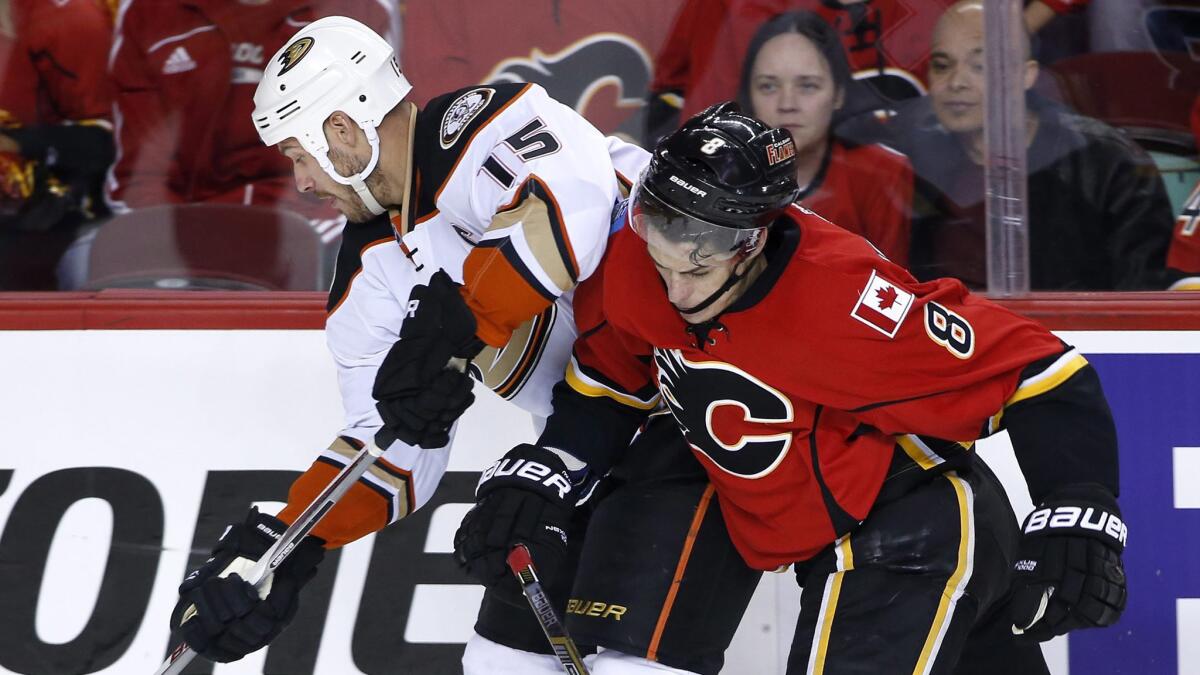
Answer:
[
  {"xmin": 376, "ymin": 367, "xmax": 475, "ymax": 448},
  {"xmin": 374, "ymin": 270, "xmax": 484, "ymax": 448},
  {"xmin": 375, "ymin": 269, "xmax": 484, "ymax": 394},
  {"xmin": 1010, "ymin": 484, "xmax": 1127, "ymax": 641},
  {"xmin": 453, "ymin": 444, "xmax": 586, "ymax": 601},
  {"xmin": 169, "ymin": 508, "xmax": 325, "ymax": 663}
]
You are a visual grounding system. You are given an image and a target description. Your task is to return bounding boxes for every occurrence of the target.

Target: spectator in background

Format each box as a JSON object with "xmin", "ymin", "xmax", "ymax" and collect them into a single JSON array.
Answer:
[
  {"xmin": 645, "ymin": 0, "xmax": 1090, "ymax": 146},
  {"xmin": 103, "ymin": 0, "xmax": 397, "ymax": 237},
  {"xmin": 1166, "ymin": 96, "xmax": 1200, "ymax": 290},
  {"xmin": 739, "ymin": 10, "xmax": 913, "ymax": 265},
  {"xmin": 0, "ymin": 0, "xmax": 114, "ymax": 290},
  {"xmin": 891, "ymin": 0, "xmax": 1175, "ymax": 290}
]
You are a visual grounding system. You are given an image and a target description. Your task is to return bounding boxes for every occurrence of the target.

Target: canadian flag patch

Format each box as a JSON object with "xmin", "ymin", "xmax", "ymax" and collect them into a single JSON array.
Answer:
[{"xmin": 851, "ymin": 270, "xmax": 915, "ymax": 338}]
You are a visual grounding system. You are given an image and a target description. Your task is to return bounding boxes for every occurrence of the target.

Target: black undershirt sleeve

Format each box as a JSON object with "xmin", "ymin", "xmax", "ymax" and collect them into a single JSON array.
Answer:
[
  {"xmin": 537, "ymin": 379, "xmax": 649, "ymax": 477},
  {"xmin": 1002, "ymin": 355, "xmax": 1120, "ymax": 503}
]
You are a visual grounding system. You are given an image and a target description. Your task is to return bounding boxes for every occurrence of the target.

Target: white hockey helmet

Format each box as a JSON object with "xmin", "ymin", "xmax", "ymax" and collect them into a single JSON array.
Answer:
[{"xmin": 252, "ymin": 16, "xmax": 411, "ymax": 216}]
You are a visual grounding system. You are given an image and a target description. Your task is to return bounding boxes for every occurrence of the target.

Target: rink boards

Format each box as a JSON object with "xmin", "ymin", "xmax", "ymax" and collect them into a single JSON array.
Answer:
[{"xmin": 0, "ymin": 301, "xmax": 1197, "ymax": 674}]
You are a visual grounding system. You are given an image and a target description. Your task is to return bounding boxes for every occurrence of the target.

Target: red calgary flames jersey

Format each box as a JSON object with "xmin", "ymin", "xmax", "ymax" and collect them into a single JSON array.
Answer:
[{"xmin": 567, "ymin": 205, "xmax": 1067, "ymax": 569}]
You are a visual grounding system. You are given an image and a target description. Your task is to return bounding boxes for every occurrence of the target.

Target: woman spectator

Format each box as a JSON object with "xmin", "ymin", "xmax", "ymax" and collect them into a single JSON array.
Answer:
[{"xmin": 739, "ymin": 10, "xmax": 913, "ymax": 265}]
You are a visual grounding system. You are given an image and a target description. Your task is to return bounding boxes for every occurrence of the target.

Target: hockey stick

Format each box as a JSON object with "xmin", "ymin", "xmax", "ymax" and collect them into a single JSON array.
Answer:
[
  {"xmin": 153, "ymin": 428, "xmax": 395, "ymax": 675},
  {"xmin": 507, "ymin": 544, "xmax": 591, "ymax": 675}
]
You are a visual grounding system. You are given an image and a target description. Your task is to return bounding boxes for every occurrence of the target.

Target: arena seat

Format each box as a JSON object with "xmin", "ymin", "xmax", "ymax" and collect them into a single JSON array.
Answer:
[
  {"xmin": 1047, "ymin": 51, "xmax": 1195, "ymax": 136},
  {"xmin": 84, "ymin": 203, "xmax": 326, "ymax": 291}
]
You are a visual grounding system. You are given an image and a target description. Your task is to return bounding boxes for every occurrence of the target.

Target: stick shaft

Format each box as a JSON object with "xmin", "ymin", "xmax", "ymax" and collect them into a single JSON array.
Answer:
[{"xmin": 507, "ymin": 545, "xmax": 590, "ymax": 675}]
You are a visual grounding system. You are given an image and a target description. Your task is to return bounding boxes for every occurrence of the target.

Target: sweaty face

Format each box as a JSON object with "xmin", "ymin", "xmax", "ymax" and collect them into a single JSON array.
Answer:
[
  {"xmin": 278, "ymin": 137, "xmax": 376, "ymax": 223},
  {"xmin": 644, "ymin": 227, "xmax": 746, "ymax": 325},
  {"xmin": 748, "ymin": 33, "xmax": 842, "ymax": 159},
  {"xmin": 928, "ymin": 7, "xmax": 986, "ymax": 134}
]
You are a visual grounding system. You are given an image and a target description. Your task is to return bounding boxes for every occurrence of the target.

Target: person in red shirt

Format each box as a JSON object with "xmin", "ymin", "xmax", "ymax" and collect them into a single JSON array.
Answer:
[
  {"xmin": 0, "ymin": 0, "xmax": 114, "ymax": 289},
  {"xmin": 455, "ymin": 104, "xmax": 1127, "ymax": 673},
  {"xmin": 105, "ymin": 0, "xmax": 394, "ymax": 222},
  {"xmin": 644, "ymin": 0, "xmax": 1090, "ymax": 145},
  {"xmin": 739, "ymin": 10, "xmax": 912, "ymax": 265}
]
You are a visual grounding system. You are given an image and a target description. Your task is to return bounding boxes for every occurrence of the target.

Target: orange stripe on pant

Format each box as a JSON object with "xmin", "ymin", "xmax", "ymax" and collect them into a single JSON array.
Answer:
[{"xmin": 647, "ymin": 483, "xmax": 717, "ymax": 661}]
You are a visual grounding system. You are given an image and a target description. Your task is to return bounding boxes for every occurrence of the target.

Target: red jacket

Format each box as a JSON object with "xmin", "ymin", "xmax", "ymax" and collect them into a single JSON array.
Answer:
[
  {"xmin": 106, "ymin": 0, "xmax": 395, "ymax": 214},
  {"xmin": 800, "ymin": 140, "xmax": 912, "ymax": 267},
  {"xmin": 0, "ymin": 0, "xmax": 112, "ymax": 227},
  {"xmin": 0, "ymin": 0, "xmax": 112, "ymax": 127}
]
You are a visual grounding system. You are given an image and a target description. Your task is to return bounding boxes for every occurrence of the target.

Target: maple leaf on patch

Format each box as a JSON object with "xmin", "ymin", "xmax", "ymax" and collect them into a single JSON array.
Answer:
[{"xmin": 875, "ymin": 285, "xmax": 899, "ymax": 310}]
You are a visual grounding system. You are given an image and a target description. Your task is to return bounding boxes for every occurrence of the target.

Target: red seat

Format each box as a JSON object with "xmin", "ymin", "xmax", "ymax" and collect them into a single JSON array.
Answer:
[
  {"xmin": 85, "ymin": 204, "xmax": 326, "ymax": 291},
  {"xmin": 1047, "ymin": 51, "xmax": 1197, "ymax": 138}
]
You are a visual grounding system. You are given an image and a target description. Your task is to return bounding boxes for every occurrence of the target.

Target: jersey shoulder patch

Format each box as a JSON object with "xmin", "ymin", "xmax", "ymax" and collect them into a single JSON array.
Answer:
[
  {"xmin": 412, "ymin": 82, "xmax": 535, "ymax": 216},
  {"xmin": 850, "ymin": 269, "xmax": 915, "ymax": 338},
  {"xmin": 439, "ymin": 87, "xmax": 496, "ymax": 149},
  {"xmin": 420, "ymin": 82, "xmax": 532, "ymax": 151}
]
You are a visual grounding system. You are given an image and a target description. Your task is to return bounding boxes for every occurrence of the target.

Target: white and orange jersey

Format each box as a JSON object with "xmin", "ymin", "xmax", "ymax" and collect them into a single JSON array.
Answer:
[
  {"xmin": 278, "ymin": 87, "xmax": 651, "ymax": 548},
  {"xmin": 391, "ymin": 82, "xmax": 634, "ymax": 347}
]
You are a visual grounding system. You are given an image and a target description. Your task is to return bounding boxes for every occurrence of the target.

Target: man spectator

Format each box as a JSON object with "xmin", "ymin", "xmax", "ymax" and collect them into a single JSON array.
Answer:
[
  {"xmin": 0, "ymin": 0, "xmax": 114, "ymax": 289},
  {"xmin": 892, "ymin": 0, "xmax": 1175, "ymax": 290}
]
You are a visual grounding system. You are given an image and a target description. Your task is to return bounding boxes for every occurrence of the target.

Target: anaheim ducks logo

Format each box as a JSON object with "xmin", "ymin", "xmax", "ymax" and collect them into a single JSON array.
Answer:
[
  {"xmin": 277, "ymin": 37, "xmax": 314, "ymax": 76},
  {"xmin": 440, "ymin": 88, "xmax": 495, "ymax": 149}
]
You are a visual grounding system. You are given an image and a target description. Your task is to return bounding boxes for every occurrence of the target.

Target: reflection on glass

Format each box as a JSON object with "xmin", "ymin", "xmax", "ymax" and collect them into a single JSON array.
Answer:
[
  {"xmin": 888, "ymin": 1, "xmax": 1178, "ymax": 291},
  {"xmin": 740, "ymin": 10, "xmax": 914, "ymax": 267},
  {"xmin": 0, "ymin": 0, "xmax": 1195, "ymax": 293}
]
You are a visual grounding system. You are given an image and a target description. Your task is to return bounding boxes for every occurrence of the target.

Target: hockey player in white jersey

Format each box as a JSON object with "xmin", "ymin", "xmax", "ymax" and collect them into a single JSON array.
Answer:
[{"xmin": 164, "ymin": 16, "xmax": 752, "ymax": 675}]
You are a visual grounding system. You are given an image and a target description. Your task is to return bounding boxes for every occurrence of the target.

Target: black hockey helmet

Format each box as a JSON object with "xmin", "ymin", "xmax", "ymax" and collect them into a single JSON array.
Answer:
[{"xmin": 630, "ymin": 101, "xmax": 800, "ymax": 262}]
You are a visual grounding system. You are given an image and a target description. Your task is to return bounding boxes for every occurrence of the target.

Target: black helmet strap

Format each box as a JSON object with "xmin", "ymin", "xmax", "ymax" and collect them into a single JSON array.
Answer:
[{"xmin": 674, "ymin": 253, "xmax": 754, "ymax": 317}]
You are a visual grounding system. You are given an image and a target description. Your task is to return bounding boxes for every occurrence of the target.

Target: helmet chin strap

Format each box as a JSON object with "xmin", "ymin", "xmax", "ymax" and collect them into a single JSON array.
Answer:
[
  {"xmin": 675, "ymin": 257, "xmax": 751, "ymax": 317},
  {"xmin": 314, "ymin": 121, "xmax": 387, "ymax": 216}
]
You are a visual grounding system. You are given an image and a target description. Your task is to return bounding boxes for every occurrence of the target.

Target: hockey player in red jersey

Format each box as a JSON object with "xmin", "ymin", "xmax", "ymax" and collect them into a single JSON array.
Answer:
[{"xmin": 455, "ymin": 103, "xmax": 1127, "ymax": 673}]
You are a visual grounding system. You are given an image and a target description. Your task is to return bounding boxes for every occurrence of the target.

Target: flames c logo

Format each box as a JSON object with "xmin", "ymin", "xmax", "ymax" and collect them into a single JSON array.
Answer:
[
  {"xmin": 278, "ymin": 37, "xmax": 314, "ymax": 76},
  {"xmin": 654, "ymin": 348, "xmax": 795, "ymax": 479},
  {"xmin": 486, "ymin": 34, "xmax": 651, "ymax": 134}
]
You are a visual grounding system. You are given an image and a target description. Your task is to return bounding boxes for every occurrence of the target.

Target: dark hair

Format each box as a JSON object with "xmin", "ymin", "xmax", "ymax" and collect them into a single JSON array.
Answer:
[{"xmin": 737, "ymin": 11, "xmax": 855, "ymax": 117}]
